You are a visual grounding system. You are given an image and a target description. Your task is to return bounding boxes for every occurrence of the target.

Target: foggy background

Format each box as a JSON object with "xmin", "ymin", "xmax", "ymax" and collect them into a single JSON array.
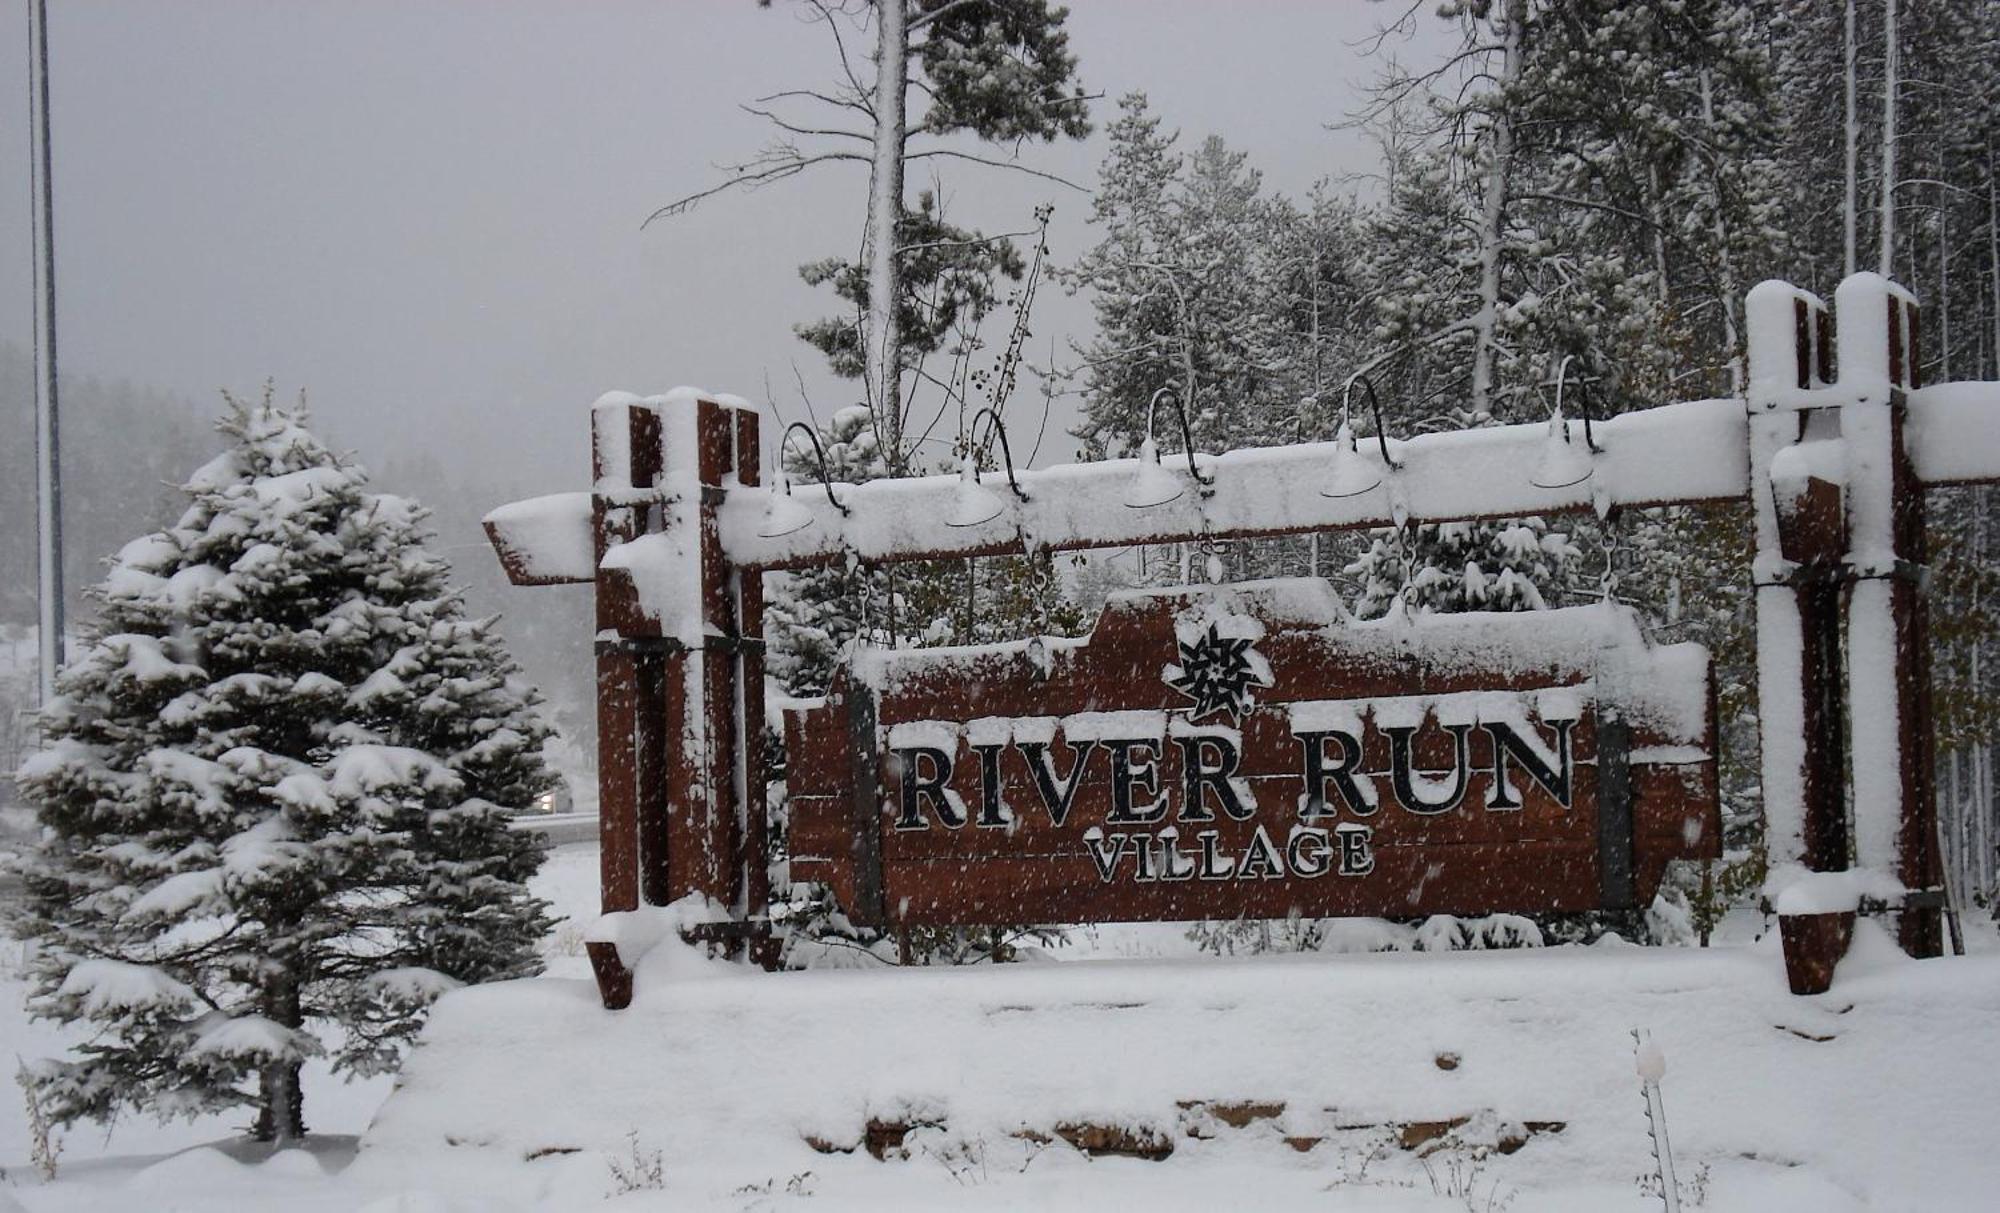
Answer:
[{"xmin": 0, "ymin": 0, "xmax": 1446, "ymax": 741}]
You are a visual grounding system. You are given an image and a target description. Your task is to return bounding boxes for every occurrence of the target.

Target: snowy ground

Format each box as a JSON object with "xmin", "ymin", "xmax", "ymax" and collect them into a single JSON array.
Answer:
[{"xmin": 4, "ymin": 841, "xmax": 1998, "ymax": 1211}]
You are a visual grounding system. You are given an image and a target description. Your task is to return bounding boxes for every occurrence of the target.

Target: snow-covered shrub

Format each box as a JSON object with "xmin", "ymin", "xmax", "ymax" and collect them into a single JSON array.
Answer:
[
  {"xmin": 1189, "ymin": 913, "xmax": 1545, "ymax": 956},
  {"xmin": 16, "ymin": 1060, "xmax": 60, "ymax": 1180},
  {"xmin": 607, "ymin": 1130, "xmax": 665, "ymax": 1194},
  {"xmin": 10, "ymin": 388, "xmax": 554, "ymax": 1141}
]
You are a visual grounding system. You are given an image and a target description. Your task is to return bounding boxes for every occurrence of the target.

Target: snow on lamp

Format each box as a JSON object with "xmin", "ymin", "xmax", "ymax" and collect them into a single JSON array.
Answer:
[
  {"xmin": 1322, "ymin": 374, "xmax": 1400, "ymax": 500},
  {"xmin": 759, "ymin": 420, "xmax": 851, "ymax": 539},
  {"xmin": 1123, "ymin": 387, "xmax": 1211, "ymax": 511},
  {"xmin": 756, "ymin": 470, "xmax": 818, "ymax": 538},
  {"xmin": 1123, "ymin": 436, "xmax": 1187, "ymax": 510},
  {"xmin": 944, "ymin": 454, "xmax": 1007, "ymax": 528},
  {"xmin": 1528, "ymin": 355, "xmax": 1599, "ymax": 490},
  {"xmin": 1321, "ymin": 419, "xmax": 1384, "ymax": 499}
]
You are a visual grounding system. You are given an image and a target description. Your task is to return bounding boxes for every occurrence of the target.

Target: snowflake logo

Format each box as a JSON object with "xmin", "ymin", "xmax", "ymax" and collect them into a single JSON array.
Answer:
[{"xmin": 1163, "ymin": 620, "xmax": 1272, "ymax": 724}]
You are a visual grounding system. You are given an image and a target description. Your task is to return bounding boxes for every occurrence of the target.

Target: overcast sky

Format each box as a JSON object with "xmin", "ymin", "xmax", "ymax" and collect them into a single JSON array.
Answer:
[{"xmin": 2, "ymin": 1, "xmax": 1448, "ymax": 500}]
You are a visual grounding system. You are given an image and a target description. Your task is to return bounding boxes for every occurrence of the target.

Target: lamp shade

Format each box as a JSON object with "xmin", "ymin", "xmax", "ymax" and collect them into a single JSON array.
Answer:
[
  {"xmin": 1122, "ymin": 437, "xmax": 1185, "ymax": 510},
  {"xmin": 944, "ymin": 456, "xmax": 1006, "ymax": 528},
  {"xmin": 1320, "ymin": 420, "xmax": 1385, "ymax": 499},
  {"xmin": 1529, "ymin": 412, "xmax": 1594, "ymax": 489},
  {"xmin": 755, "ymin": 474, "xmax": 817, "ymax": 538}
]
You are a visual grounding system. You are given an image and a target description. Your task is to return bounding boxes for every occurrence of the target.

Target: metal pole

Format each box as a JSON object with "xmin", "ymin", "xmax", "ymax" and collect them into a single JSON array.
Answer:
[{"xmin": 29, "ymin": 0, "xmax": 65, "ymax": 707}]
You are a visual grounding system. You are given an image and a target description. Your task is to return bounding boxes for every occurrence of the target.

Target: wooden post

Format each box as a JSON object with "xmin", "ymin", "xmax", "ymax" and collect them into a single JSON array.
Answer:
[
  {"xmin": 1834, "ymin": 275, "xmax": 1940, "ymax": 957},
  {"xmin": 591, "ymin": 397, "xmax": 665, "ymax": 918},
  {"xmin": 578, "ymin": 392, "xmax": 772, "ymax": 1002},
  {"xmin": 650, "ymin": 396, "xmax": 755, "ymax": 909},
  {"xmin": 585, "ymin": 395, "xmax": 667, "ymax": 1007},
  {"xmin": 1745, "ymin": 281, "xmax": 1845, "ymax": 878},
  {"xmin": 734, "ymin": 408, "xmax": 777, "ymax": 968}
]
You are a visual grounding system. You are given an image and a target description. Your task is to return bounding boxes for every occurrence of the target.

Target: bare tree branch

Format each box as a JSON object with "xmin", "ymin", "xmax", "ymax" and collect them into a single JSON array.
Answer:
[
  {"xmin": 894, "ymin": 225, "xmax": 1042, "ymax": 256},
  {"xmin": 740, "ymin": 103, "xmax": 873, "ymax": 143},
  {"xmin": 904, "ymin": 148, "xmax": 1087, "ymax": 191},
  {"xmin": 643, "ymin": 148, "xmax": 870, "ymax": 227},
  {"xmin": 803, "ymin": 0, "xmax": 875, "ymax": 115},
  {"xmin": 752, "ymin": 86, "xmax": 873, "ymax": 117}
]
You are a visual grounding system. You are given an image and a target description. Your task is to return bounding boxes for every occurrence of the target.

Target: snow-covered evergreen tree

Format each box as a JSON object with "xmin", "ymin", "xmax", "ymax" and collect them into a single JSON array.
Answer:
[
  {"xmin": 765, "ymin": 405, "xmax": 895, "ymax": 697},
  {"xmin": 1345, "ymin": 519, "xmax": 1583, "ymax": 618},
  {"xmin": 11, "ymin": 389, "xmax": 553, "ymax": 1142},
  {"xmin": 652, "ymin": 0, "xmax": 1089, "ymax": 472},
  {"xmin": 1066, "ymin": 94, "xmax": 1291, "ymax": 457}
]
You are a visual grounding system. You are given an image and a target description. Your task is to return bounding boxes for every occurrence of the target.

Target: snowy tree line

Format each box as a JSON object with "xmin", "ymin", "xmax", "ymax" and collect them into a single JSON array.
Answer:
[{"xmin": 1063, "ymin": 0, "xmax": 2000, "ymax": 924}]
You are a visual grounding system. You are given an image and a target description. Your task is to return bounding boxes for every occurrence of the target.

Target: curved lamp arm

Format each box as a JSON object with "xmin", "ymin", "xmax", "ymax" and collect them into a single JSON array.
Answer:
[
  {"xmin": 1552, "ymin": 355, "xmax": 1604, "ymax": 453},
  {"xmin": 970, "ymin": 408, "xmax": 1031, "ymax": 502},
  {"xmin": 1339, "ymin": 374, "xmax": 1403, "ymax": 470},
  {"xmin": 780, "ymin": 421, "xmax": 852, "ymax": 516},
  {"xmin": 1145, "ymin": 386, "xmax": 1214, "ymax": 486}
]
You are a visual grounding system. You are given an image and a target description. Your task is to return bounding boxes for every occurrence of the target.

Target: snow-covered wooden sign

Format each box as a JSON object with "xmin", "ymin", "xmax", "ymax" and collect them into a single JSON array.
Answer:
[
  {"xmin": 785, "ymin": 580, "xmax": 1718, "ymax": 928},
  {"xmin": 485, "ymin": 272, "xmax": 2000, "ymax": 1007}
]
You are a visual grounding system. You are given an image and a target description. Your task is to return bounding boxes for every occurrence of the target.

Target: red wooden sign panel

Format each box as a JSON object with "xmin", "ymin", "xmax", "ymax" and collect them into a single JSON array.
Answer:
[{"xmin": 786, "ymin": 580, "xmax": 1719, "ymax": 929}]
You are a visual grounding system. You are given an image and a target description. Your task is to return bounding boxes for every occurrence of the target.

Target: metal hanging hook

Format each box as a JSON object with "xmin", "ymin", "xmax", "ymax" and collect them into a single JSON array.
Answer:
[
  {"xmin": 780, "ymin": 421, "xmax": 852, "ymax": 516},
  {"xmin": 1551, "ymin": 355, "xmax": 1604, "ymax": 453},
  {"xmin": 1340, "ymin": 374, "xmax": 1404, "ymax": 470},
  {"xmin": 969, "ymin": 407, "xmax": 1030, "ymax": 502},
  {"xmin": 1145, "ymin": 386, "xmax": 1214, "ymax": 486}
]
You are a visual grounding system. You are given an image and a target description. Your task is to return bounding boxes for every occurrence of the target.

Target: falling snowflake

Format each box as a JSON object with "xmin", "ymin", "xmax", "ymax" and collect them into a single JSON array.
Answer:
[{"xmin": 1163, "ymin": 619, "xmax": 1272, "ymax": 724}]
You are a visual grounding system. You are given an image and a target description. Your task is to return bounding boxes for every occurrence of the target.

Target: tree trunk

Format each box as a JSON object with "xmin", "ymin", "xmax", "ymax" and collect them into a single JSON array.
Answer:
[
  {"xmin": 1879, "ymin": 0, "xmax": 1899, "ymax": 276},
  {"xmin": 1648, "ymin": 163, "xmax": 1671, "ymax": 305},
  {"xmin": 1844, "ymin": 0, "xmax": 1859, "ymax": 278},
  {"xmin": 1938, "ymin": 205, "xmax": 1950, "ymax": 378},
  {"xmin": 865, "ymin": 0, "xmax": 910, "ymax": 472},
  {"xmin": 252, "ymin": 970, "xmax": 306, "ymax": 1143},
  {"xmin": 1988, "ymin": 146, "xmax": 1999, "ymax": 375},
  {"xmin": 1470, "ymin": 0, "xmax": 1526, "ymax": 417},
  {"xmin": 1699, "ymin": 68, "xmax": 1744, "ymax": 392}
]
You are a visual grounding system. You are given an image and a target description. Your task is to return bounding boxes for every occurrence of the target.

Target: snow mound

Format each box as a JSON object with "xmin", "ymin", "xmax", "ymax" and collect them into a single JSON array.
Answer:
[{"xmin": 360, "ymin": 941, "xmax": 2000, "ymax": 1209}]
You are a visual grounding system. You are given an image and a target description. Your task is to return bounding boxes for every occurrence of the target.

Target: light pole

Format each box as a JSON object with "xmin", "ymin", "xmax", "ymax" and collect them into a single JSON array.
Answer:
[{"xmin": 29, "ymin": 0, "xmax": 64, "ymax": 708}]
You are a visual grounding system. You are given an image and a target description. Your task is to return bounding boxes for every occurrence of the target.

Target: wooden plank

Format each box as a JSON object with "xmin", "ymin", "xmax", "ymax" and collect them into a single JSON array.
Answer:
[
  {"xmin": 482, "ymin": 492, "xmax": 594, "ymax": 586},
  {"xmin": 722, "ymin": 397, "xmax": 1751, "ymax": 572},
  {"xmin": 595, "ymin": 645, "xmax": 642, "ymax": 915},
  {"xmin": 1906, "ymin": 383, "xmax": 2000, "ymax": 486},
  {"xmin": 847, "ymin": 685, "xmax": 885, "ymax": 926}
]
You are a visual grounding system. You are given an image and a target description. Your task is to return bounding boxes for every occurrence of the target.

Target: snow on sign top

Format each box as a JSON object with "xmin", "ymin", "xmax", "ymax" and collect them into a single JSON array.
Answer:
[
  {"xmin": 786, "ymin": 578, "xmax": 1719, "ymax": 930},
  {"xmin": 717, "ymin": 397, "xmax": 1750, "ymax": 570}
]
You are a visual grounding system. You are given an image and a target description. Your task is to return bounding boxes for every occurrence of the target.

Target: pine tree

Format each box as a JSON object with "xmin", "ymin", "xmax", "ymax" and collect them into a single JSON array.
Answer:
[
  {"xmin": 764, "ymin": 405, "xmax": 895, "ymax": 698},
  {"xmin": 795, "ymin": 189, "xmax": 1027, "ymax": 388},
  {"xmin": 1344, "ymin": 518, "xmax": 1584, "ymax": 618},
  {"xmin": 1067, "ymin": 94, "xmax": 1290, "ymax": 457},
  {"xmin": 652, "ymin": 0, "xmax": 1089, "ymax": 471},
  {"xmin": 12, "ymin": 389, "xmax": 553, "ymax": 1142}
]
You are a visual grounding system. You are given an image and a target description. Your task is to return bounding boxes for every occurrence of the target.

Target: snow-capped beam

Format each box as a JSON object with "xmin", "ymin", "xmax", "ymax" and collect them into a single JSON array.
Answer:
[
  {"xmin": 718, "ymin": 396, "xmax": 1752, "ymax": 572},
  {"xmin": 483, "ymin": 491, "xmax": 595, "ymax": 586},
  {"xmin": 1906, "ymin": 382, "xmax": 2000, "ymax": 485}
]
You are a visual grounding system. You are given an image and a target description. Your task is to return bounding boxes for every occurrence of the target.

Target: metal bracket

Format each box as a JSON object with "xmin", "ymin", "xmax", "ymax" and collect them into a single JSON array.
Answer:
[
  {"xmin": 595, "ymin": 635, "xmax": 688, "ymax": 657},
  {"xmin": 1849, "ymin": 558, "xmax": 1928, "ymax": 589},
  {"xmin": 1859, "ymin": 889, "xmax": 1946, "ymax": 914},
  {"xmin": 1775, "ymin": 561, "xmax": 1852, "ymax": 589},
  {"xmin": 594, "ymin": 634, "xmax": 767, "ymax": 657},
  {"xmin": 1765, "ymin": 558, "xmax": 1927, "ymax": 591}
]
